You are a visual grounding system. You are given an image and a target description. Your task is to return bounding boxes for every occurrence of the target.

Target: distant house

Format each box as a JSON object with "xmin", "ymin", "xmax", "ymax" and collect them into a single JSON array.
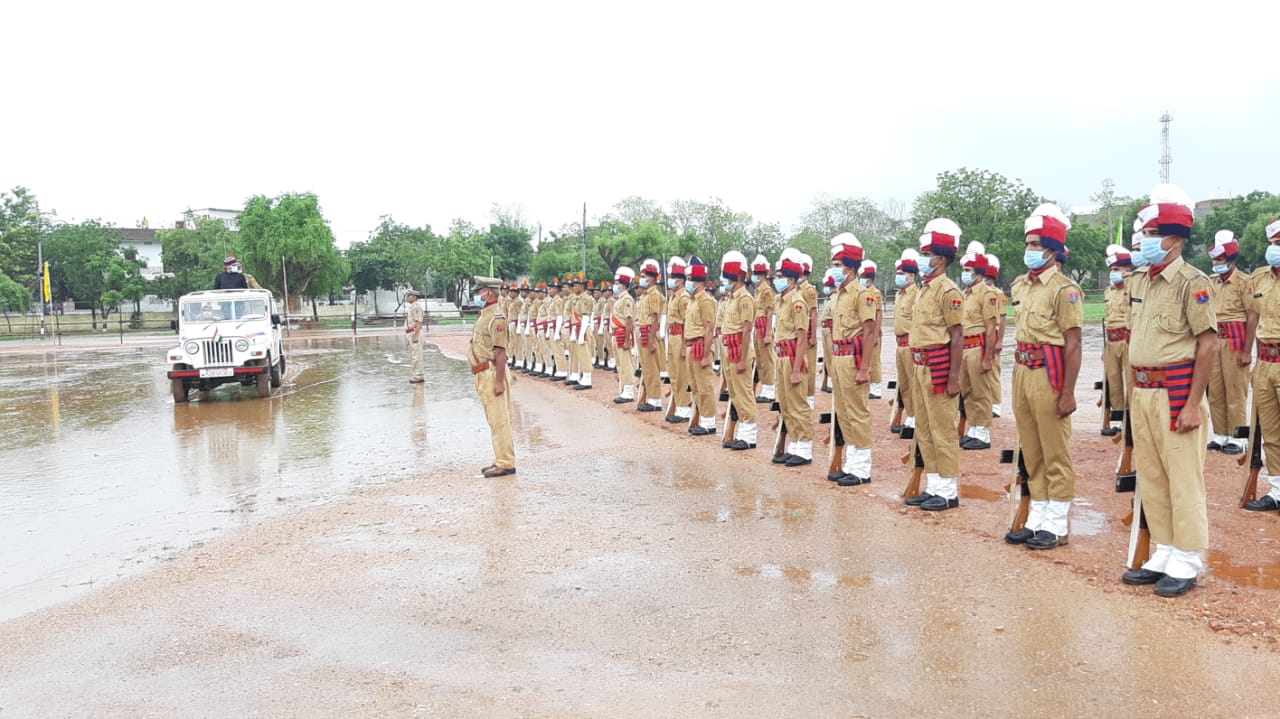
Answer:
[
  {"xmin": 176, "ymin": 208, "xmax": 239, "ymax": 231},
  {"xmin": 117, "ymin": 228, "xmax": 164, "ymax": 278}
]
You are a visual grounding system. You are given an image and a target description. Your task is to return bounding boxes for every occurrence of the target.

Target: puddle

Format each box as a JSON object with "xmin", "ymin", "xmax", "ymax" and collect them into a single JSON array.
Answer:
[{"xmin": 1207, "ymin": 550, "xmax": 1280, "ymax": 590}]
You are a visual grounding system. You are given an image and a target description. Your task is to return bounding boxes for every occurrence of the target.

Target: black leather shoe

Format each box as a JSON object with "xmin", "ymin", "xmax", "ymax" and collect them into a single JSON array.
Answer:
[
  {"xmin": 719, "ymin": 390, "xmax": 730, "ymax": 402},
  {"xmin": 1026, "ymin": 530, "xmax": 1068, "ymax": 550},
  {"xmin": 1206, "ymin": 439, "xmax": 1222, "ymax": 451},
  {"xmin": 1154, "ymin": 575, "xmax": 1197, "ymax": 597},
  {"xmin": 1244, "ymin": 495, "xmax": 1280, "ymax": 512},
  {"xmin": 920, "ymin": 495, "xmax": 959, "ymax": 511},
  {"xmin": 869, "ymin": 393, "xmax": 882, "ymax": 400},
  {"xmin": 573, "ymin": 384, "xmax": 592, "ymax": 390},
  {"xmin": 1004, "ymin": 527, "xmax": 1034, "ymax": 544},
  {"xmin": 772, "ymin": 454, "xmax": 792, "ymax": 464},
  {"xmin": 689, "ymin": 426, "xmax": 716, "ymax": 436},
  {"xmin": 784, "ymin": 455, "xmax": 812, "ymax": 467},
  {"xmin": 482, "ymin": 466, "xmax": 516, "ymax": 478},
  {"xmin": 755, "ymin": 395, "xmax": 771, "ymax": 404},
  {"xmin": 826, "ymin": 471, "xmax": 845, "ymax": 482},
  {"xmin": 961, "ymin": 438, "xmax": 991, "ymax": 450},
  {"xmin": 637, "ymin": 404, "xmax": 662, "ymax": 412},
  {"xmin": 727, "ymin": 440, "xmax": 755, "ymax": 451},
  {"xmin": 822, "ymin": 386, "xmax": 833, "ymax": 393},
  {"xmin": 1221, "ymin": 443, "xmax": 1245, "ymax": 456},
  {"xmin": 890, "ymin": 425, "xmax": 903, "ymax": 434},
  {"xmin": 1121, "ymin": 568, "xmax": 1165, "ymax": 585},
  {"xmin": 837, "ymin": 475, "xmax": 867, "ymax": 487},
  {"xmin": 664, "ymin": 415, "xmax": 684, "ymax": 423},
  {"xmin": 613, "ymin": 396, "xmax": 634, "ymax": 404},
  {"xmin": 1101, "ymin": 427, "xmax": 1121, "ymax": 437},
  {"xmin": 722, "ymin": 439, "xmax": 733, "ymax": 448},
  {"xmin": 904, "ymin": 493, "xmax": 934, "ymax": 506}
]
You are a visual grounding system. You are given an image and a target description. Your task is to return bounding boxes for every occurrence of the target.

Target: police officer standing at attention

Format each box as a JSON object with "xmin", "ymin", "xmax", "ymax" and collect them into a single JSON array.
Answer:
[
  {"xmin": 772, "ymin": 248, "xmax": 815, "ymax": 466},
  {"xmin": 1102, "ymin": 244, "xmax": 1134, "ymax": 436},
  {"xmin": 405, "ymin": 289, "xmax": 426, "ymax": 384},
  {"xmin": 610, "ymin": 268, "xmax": 638, "ymax": 403},
  {"xmin": 751, "ymin": 255, "xmax": 777, "ymax": 404},
  {"xmin": 1241, "ymin": 217, "xmax": 1280, "ymax": 513},
  {"xmin": 719, "ymin": 251, "xmax": 757, "ymax": 449},
  {"xmin": 1206, "ymin": 230, "xmax": 1250, "ymax": 455},
  {"xmin": 1122, "ymin": 184, "xmax": 1216, "ymax": 597},
  {"xmin": 892, "ymin": 249, "xmax": 921, "ymax": 434},
  {"xmin": 1004, "ymin": 204, "xmax": 1083, "ymax": 550},
  {"xmin": 829, "ymin": 234, "xmax": 877, "ymax": 485},
  {"xmin": 684, "ymin": 257, "xmax": 720, "ymax": 436},
  {"xmin": 636, "ymin": 259, "xmax": 667, "ymax": 412},
  {"xmin": 469, "ymin": 276, "xmax": 516, "ymax": 478}
]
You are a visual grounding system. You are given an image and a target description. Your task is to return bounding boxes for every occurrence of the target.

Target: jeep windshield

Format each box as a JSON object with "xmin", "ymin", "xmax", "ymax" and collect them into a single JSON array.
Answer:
[{"xmin": 182, "ymin": 299, "xmax": 268, "ymax": 323}]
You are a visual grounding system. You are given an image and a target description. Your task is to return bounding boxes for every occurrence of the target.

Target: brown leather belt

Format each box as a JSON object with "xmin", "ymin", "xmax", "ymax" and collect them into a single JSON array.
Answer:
[
  {"xmin": 1132, "ymin": 368, "xmax": 1168, "ymax": 383},
  {"xmin": 1014, "ymin": 348, "xmax": 1045, "ymax": 365},
  {"xmin": 470, "ymin": 361, "xmax": 491, "ymax": 375}
]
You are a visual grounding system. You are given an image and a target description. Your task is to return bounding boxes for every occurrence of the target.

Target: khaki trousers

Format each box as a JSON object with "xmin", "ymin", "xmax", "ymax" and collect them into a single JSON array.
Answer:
[
  {"xmin": 615, "ymin": 339, "xmax": 636, "ymax": 390},
  {"xmin": 1104, "ymin": 339, "xmax": 1129, "ymax": 410},
  {"xmin": 475, "ymin": 367, "xmax": 515, "ymax": 469},
  {"xmin": 895, "ymin": 344, "xmax": 914, "ymax": 417},
  {"xmin": 667, "ymin": 335, "xmax": 690, "ymax": 408},
  {"xmin": 1208, "ymin": 339, "xmax": 1248, "ymax": 437},
  {"xmin": 806, "ymin": 342, "xmax": 818, "ymax": 397},
  {"xmin": 959, "ymin": 346, "xmax": 993, "ymax": 426},
  {"xmin": 1130, "ymin": 388, "xmax": 1208, "ymax": 550},
  {"xmin": 776, "ymin": 350, "xmax": 813, "ymax": 442},
  {"xmin": 754, "ymin": 332, "xmax": 774, "ymax": 391},
  {"xmin": 639, "ymin": 343, "xmax": 663, "ymax": 401},
  {"xmin": 832, "ymin": 354, "xmax": 872, "ymax": 448},
  {"xmin": 869, "ymin": 334, "xmax": 883, "ymax": 384},
  {"xmin": 725, "ymin": 346, "xmax": 757, "ymax": 423},
  {"xmin": 1013, "ymin": 365, "xmax": 1075, "ymax": 501},
  {"xmin": 688, "ymin": 349, "xmax": 716, "ymax": 419},
  {"xmin": 409, "ymin": 337, "xmax": 424, "ymax": 379},
  {"xmin": 912, "ymin": 362, "xmax": 959, "ymax": 477},
  {"xmin": 1254, "ymin": 360, "xmax": 1280, "ymax": 475}
]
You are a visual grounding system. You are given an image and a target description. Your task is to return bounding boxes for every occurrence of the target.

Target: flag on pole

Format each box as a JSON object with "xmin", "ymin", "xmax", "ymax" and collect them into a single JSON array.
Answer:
[
  {"xmin": 42, "ymin": 261, "xmax": 51, "ymax": 302},
  {"xmin": 1115, "ymin": 218, "xmax": 1123, "ymax": 247}
]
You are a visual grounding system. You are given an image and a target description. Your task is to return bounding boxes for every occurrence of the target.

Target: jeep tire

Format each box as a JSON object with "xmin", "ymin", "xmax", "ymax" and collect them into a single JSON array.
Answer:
[{"xmin": 171, "ymin": 379, "xmax": 189, "ymax": 404}]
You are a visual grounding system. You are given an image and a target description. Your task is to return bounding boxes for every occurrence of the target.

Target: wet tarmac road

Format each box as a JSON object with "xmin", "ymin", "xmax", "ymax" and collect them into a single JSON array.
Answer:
[{"xmin": 0, "ymin": 336, "xmax": 488, "ymax": 621}]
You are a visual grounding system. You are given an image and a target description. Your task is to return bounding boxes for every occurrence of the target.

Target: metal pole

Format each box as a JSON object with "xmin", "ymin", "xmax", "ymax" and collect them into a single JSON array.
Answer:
[
  {"xmin": 351, "ymin": 287, "xmax": 357, "ymax": 336},
  {"xmin": 582, "ymin": 203, "xmax": 588, "ymax": 275},
  {"xmin": 281, "ymin": 256, "xmax": 290, "ymax": 336},
  {"xmin": 35, "ymin": 200, "xmax": 45, "ymax": 337}
]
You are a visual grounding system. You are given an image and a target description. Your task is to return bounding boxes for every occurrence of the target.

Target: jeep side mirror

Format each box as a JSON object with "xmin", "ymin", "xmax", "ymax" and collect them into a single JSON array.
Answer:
[
  {"xmin": 170, "ymin": 319, "xmax": 178, "ymax": 331},
  {"xmin": 271, "ymin": 313, "xmax": 281, "ymax": 326}
]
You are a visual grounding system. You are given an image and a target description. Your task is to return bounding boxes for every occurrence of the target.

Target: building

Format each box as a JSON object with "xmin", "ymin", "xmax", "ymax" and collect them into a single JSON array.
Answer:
[
  {"xmin": 176, "ymin": 208, "xmax": 239, "ymax": 231},
  {"xmin": 117, "ymin": 228, "xmax": 164, "ymax": 278}
]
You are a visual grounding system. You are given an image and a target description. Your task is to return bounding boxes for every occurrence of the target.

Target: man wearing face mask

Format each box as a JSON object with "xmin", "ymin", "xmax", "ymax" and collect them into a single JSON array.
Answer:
[
  {"xmin": 719, "ymin": 251, "xmax": 757, "ymax": 449},
  {"xmin": 772, "ymin": 248, "xmax": 815, "ymax": 466},
  {"xmin": 828, "ymin": 234, "xmax": 877, "ymax": 485},
  {"xmin": 1102, "ymin": 244, "xmax": 1134, "ymax": 436},
  {"xmin": 1205, "ymin": 231, "xmax": 1249, "ymax": 455},
  {"xmin": 984, "ymin": 254, "xmax": 1007, "ymax": 417},
  {"xmin": 799, "ymin": 255, "xmax": 820, "ymax": 410},
  {"xmin": 468, "ymin": 276, "xmax": 515, "ymax": 478},
  {"xmin": 609, "ymin": 268, "xmax": 637, "ymax": 403},
  {"xmin": 635, "ymin": 259, "xmax": 666, "ymax": 412},
  {"xmin": 903, "ymin": 220, "xmax": 965, "ymax": 510},
  {"xmin": 958, "ymin": 242, "xmax": 1000, "ymax": 451},
  {"xmin": 664, "ymin": 257, "xmax": 692, "ymax": 421},
  {"xmin": 1241, "ymin": 217, "xmax": 1280, "ymax": 513},
  {"xmin": 892, "ymin": 249, "xmax": 921, "ymax": 434},
  {"xmin": 819, "ymin": 268, "xmax": 837, "ymax": 392},
  {"xmin": 860, "ymin": 261, "xmax": 885, "ymax": 399},
  {"xmin": 751, "ymin": 255, "xmax": 777, "ymax": 404},
  {"xmin": 214, "ymin": 255, "xmax": 250, "ymax": 290},
  {"xmin": 1121, "ymin": 184, "xmax": 1217, "ymax": 597},
  {"xmin": 1005, "ymin": 204, "xmax": 1084, "ymax": 549},
  {"xmin": 684, "ymin": 256, "xmax": 719, "ymax": 435}
]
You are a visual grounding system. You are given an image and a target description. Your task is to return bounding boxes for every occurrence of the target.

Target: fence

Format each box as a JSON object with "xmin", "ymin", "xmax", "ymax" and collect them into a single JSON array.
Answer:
[{"xmin": 0, "ymin": 312, "xmax": 178, "ymax": 344}]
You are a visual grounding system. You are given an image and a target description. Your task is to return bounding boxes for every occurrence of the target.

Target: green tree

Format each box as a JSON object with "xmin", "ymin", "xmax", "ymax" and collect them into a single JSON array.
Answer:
[
  {"xmin": 1061, "ymin": 220, "xmax": 1108, "ymax": 286},
  {"xmin": 485, "ymin": 204, "xmax": 535, "ymax": 279},
  {"xmin": 0, "ymin": 272, "xmax": 31, "ymax": 332},
  {"xmin": 907, "ymin": 168, "xmax": 1044, "ymax": 272},
  {"xmin": 43, "ymin": 220, "xmax": 137, "ymax": 327},
  {"xmin": 1196, "ymin": 191, "xmax": 1280, "ymax": 271},
  {"xmin": 236, "ymin": 193, "xmax": 345, "ymax": 313},
  {"xmin": 427, "ymin": 219, "xmax": 489, "ymax": 303},
  {"xmin": 156, "ymin": 215, "xmax": 238, "ymax": 302},
  {"xmin": 0, "ymin": 186, "xmax": 40, "ymax": 293}
]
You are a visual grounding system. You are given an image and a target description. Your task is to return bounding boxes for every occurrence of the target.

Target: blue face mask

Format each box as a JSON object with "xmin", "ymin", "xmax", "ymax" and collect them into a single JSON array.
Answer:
[
  {"xmin": 1267, "ymin": 245, "xmax": 1280, "ymax": 268},
  {"xmin": 666, "ymin": 278, "xmax": 677, "ymax": 289},
  {"xmin": 613, "ymin": 285, "xmax": 624, "ymax": 296},
  {"xmin": 1212, "ymin": 263, "xmax": 1230, "ymax": 276},
  {"xmin": 750, "ymin": 274, "xmax": 761, "ymax": 284},
  {"xmin": 830, "ymin": 269, "xmax": 846, "ymax": 286},
  {"xmin": 719, "ymin": 277, "xmax": 731, "ymax": 290},
  {"xmin": 1131, "ymin": 248, "xmax": 1149, "ymax": 268},
  {"xmin": 859, "ymin": 277, "xmax": 871, "ymax": 287},
  {"xmin": 473, "ymin": 293, "xmax": 485, "ymax": 306},
  {"xmin": 895, "ymin": 274, "xmax": 909, "ymax": 289},
  {"xmin": 1141, "ymin": 237, "xmax": 1170, "ymax": 267},
  {"xmin": 685, "ymin": 282, "xmax": 697, "ymax": 295},
  {"xmin": 1109, "ymin": 271, "xmax": 1124, "ymax": 286},
  {"xmin": 960, "ymin": 270, "xmax": 975, "ymax": 287},
  {"xmin": 822, "ymin": 286, "xmax": 832, "ymax": 296},
  {"xmin": 1023, "ymin": 248, "xmax": 1049, "ymax": 271},
  {"xmin": 773, "ymin": 277, "xmax": 790, "ymax": 293},
  {"xmin": 638, "ymin": 277, "xmax": 650, "ymax": 288}
]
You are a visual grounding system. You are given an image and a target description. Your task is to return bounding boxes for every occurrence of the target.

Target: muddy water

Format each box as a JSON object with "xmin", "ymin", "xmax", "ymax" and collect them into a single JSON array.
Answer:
[{"xmin": 0, "ymin": 336, "xmax": 488, "ymax": 621}]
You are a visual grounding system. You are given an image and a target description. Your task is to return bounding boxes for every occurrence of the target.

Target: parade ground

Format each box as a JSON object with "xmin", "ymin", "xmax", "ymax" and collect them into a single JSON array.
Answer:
[{"xmin": 1, "ymin": 329, "xmax": 1277, "ymax": 717}]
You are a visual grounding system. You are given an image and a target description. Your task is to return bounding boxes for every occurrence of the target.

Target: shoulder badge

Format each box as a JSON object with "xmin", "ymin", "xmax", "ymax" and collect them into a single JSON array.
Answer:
[
  {"xmin": 865, "ymin": 296, "xmax": 875, "ymax": 307},
  {"xmin": 1194, "ymin": 288, "xmax": 1210, "ymax": 304},
  {"xmin": 1067, "ymin": 291, "xmax": 1080, "ymax": 303},
  {"xmin": 949, "ymin": 298, "xmax": 963, "ymax": 311}
]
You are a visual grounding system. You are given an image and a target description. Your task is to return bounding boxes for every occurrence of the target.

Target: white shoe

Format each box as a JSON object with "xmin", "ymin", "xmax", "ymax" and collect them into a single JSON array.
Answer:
[{"xmin": 992, "ymin": 404, "xmax": 1002, "ymax": 418}]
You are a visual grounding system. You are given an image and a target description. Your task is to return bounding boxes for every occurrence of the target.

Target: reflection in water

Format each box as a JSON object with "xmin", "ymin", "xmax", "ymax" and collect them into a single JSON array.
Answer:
[
  {"xmin": 0, "ymin": 336, "xmax": 486, "ymax": 621},
  {"xmin": 1207, "ymin": 550, "xmax": 1280, "ymax": 590}
]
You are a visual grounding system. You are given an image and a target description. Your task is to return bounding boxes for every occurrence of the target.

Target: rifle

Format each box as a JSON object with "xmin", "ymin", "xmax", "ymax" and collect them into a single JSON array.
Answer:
[
  {"xmin": 1237, "ymin": 414, "xmax": 1262, "ymax": 507},
  {"xmin": 956, "ymin": 393, "xmax": 967, "ymax": 440},
  {"xmin": 889, "ymin": 379, "xmax": 905, "ymax": 433},
  {"xmin": 819, "ymin": 409, "xmax": 844, "ymax": 477},
  {"xmin": 1115, "ymin": 406, "xmax": 1136, "ymax": 493},
  {"xmin": 771, "ymin": 400, "xmax": 788, "ymax": 460},
  {"xmin": 887, "ymin": 379, "xmax": 898, "ymax": 403},
  {"xmin": 900, "ymin": 426, "xmax": 924, "ymax": 499},
  {"xmin": 723, "ymin": 400, "xmax": 739, "ymax": 444},
  {"xmin": 1000, "ymin": 447, "xmax": 1030, "ymax": 532},
  {"xmin": 1112, "ymin": 406, "xmax": 1150, "ymax": 569},
  {"xmin": 636, "ymin": 365, "xmax": 647, "ymax": 406}
]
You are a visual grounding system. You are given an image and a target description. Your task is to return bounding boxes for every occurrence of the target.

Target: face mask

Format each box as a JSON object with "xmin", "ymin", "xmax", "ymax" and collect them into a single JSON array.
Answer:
[
  {"xmin": 1267, "ymin": 245, "xmax": 1280, "ymax": 268},
  {"xmin": 638, "ymin": 277, "xmax": 650, "ymax": 288},
  {"xmin": 1212, "ymin": 263, "xmax": 1230, "ymax": 276},
  {"xmin": 666, "ymin": 278, "xmax": 678, "ymax": 289},
  {"xmin": 719, "ymin": 277, "xmax": 731, "ymax": 290},
  {"xmin": 1109, "ymin": 271, "xmax": 1124, "ymax": 286},
  {"xmin": 613, "ymin": 285, "xmax": 624, "ymax": 296},
  {"xmin": 960, "ymin": 270, "xmax": 975, "ymax": 287},
  {"xmin": 685, "ymin": 282, "xmax": 697, "ymax": 295},
  {"xmin": 772, "ymin": 277, "xmax": 790, "ymax": 293},
  {"xmin": 750, "ymin": 275, "xmax": 762, "ymax": 285},
  {"xmin": 895, "ymin": 274, "xmax": 909, "ymax": 289},
  {"xmin": 1023, "ymin": 249, "xmax": 1049, "ymax": 271},
  {"xmin": 859, "ymin": 277, "xmax": 870, "ymax": 288},
  {"xmin": 830, "ymin": 270, "xmax": 846, "ymax": 286},
  {"xmin": 1131, "ymin": 248, "xmax": 1149, "ymax": 268},
  {"xmin": 1141, "ymin": 237, "xmax": 1170, "ymax": 267},
  {"xmin": 473, "ymin": 293, "xmax": 485, "ymax": 306}
]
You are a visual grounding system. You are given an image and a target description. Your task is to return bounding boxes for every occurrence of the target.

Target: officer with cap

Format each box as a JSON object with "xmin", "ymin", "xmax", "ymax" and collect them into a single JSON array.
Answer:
[
  {"xmin": 892, "ymin": 249, "xmax": 921, "ymax": 434},
  {"xmin": 982, "ymin": 253, "xmax": 1007, "ymax": 418},
  {"xmin": 610, "ymin": 268, "xmax": 638, "ymax": 403},
  {"xmin": 683, "ymin": 256, "xmax": 719, "ymax": 435},
  {"xmin": 958, "ymin": 242, "xmax": 1000, "ymax": 451},
  {"xmin": 214, "ymin": 255, "xmax": 250, "ymax": 290},
  {"xmin": 771, "ymin": 248, "xmax": 815, "ymax": 465},
  {"xmin": 405, "ymin": 288, "xmax": 426, "ymax": 383},
  {"xmin": 829, "ymin": 234, "xmax": 877, "ymax": 485},
  {"xmin": 1242, "ymin": 216, "xmax": 1280, "ymax": 512},
  {"xmin": 636, "ymin": 259, "xmax": 666, "ymax": 412},
  {"xmin": 469, "ymin": 276, "xmax": 516, "ymax": 478},
  {"xmin": 665, "ymin": 257, "xmax": 693, "ymax": 422},
  {"xmin": 1102, "ymin": 244, "xmax": 1134, "ymax": 435},
  {"xmin": 860, "ymin": 260, "xmax": 885, "ymax": 399},
  {"xmin": 719, "ymin": 250, "xmax": 757, "ymax": 449},
  {"xmin": 1206, "ymin": 230, "xmax": 1249, "ymax": 455},
  {"xmin": 751, "ymin": 254, "xmax": 777, "ymax": 404}
]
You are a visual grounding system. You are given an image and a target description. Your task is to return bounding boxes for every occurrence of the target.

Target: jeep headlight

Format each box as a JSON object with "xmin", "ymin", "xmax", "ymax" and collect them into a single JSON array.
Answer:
[
  {"xmin": 234, "ymin": 339, "xmax": 250, "ymax": 352},
  {"xmin": 184, "ymin": 341, "xmax": 200, "ymax": 355}
]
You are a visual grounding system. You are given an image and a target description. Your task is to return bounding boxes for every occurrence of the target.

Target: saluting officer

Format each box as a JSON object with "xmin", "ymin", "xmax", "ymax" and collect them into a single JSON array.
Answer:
[
  {"xmin": 684, "ymin": 256, "xmax": 719, "ymax": 436},
  {"xmin": 719, "ymin": 251, "xmax": 757, "ymax": 449},
  {"xmin": 1004, "ymin": 204, "xmax": 1083, "ymax": 550},
  {"xmin": 903, "ymin": 219, "xmax": 964, "ymax": 511},
  {"xmin": 771, "ymin": 248, "xmax": 815, "ymax": 466},
  {"xmin": 1206, "ymin": 231, "xmax": 1250, "ymax": 455},
  {"xmin": 1121, "ymin": 184, "xmax": 1217, "ymax": 597},
  {"xmin": 468, "ymin": 276, "xmax": 516, "ymax": 478},
  {"xmin": 1242, "ymin": 217, "xmax": 1280, "ymax": 512},
  {"xmin": 892, "ymin": 249, "xmax": 921, "ymax": 434},
  {"xmin": 829, "ymin": 234, "xmax": 877, "ymax": 485},
  {"xmin": 751, "ymin": 255, "xmax": 777, "ymax": 404},
  {"xmin": 1101, "ymin": 244, "xmax": 1134, "ymax": 436}
]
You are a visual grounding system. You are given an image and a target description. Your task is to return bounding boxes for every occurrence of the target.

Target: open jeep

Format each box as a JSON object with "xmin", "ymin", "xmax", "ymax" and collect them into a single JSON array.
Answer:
[{"xmin": 166, "ymin": 289, "xmax": 286, "ymax": 402}]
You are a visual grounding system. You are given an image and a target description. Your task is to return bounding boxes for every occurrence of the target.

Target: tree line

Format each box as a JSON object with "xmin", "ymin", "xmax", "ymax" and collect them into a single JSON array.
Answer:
[{"xmin": 3, "ymin": 171, "xmax": 1278, "ymax": 323}]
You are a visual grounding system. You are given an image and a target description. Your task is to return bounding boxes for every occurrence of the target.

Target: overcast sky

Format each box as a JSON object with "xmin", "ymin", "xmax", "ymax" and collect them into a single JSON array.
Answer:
[{"xmin": 4, "ymin": 1, "xmax": 1278, "ymax": 248}]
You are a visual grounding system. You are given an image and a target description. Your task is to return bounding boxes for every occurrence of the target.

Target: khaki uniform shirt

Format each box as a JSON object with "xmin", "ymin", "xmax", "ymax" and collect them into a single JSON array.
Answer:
[
  {"xmin": 1104, "ymin": 284, "xmax": 1130, "ymax": 329},
  {"xmin": 667, "ymin": 288, "xmax": 690, "ymax": 327},
  {"xmin": 468, "ymin": 302, "xmax": 509, "ymax": 365},
  {"xmin": 535, "ymin": 296, "xmax": 549, "ymax": 327},
  {"xmin": 575, "ymin": 292, "xmax": 594, "ymax": 322},
  {"xmin": 775, "ymin": 287, "xmax": 809, "ymax": 342},
  {"xmin": 611, "ymin": 291, "xmax": 634, "ymax": 336},
  {"xmin": 406, "ymin": 301, "xmax": 424, "ymax": 330},
  {"xmin": 833, "ymin": 283, "xmax": 875, "ymax": 341},
  {"xmin": 894, "ymin": 284, "xmax": 916, "ymax": 337},
  {"xmin": 867, "ymin": 283, "xmax": 884, "ymax": 323},
  {"xmin": 638, "ymin": 286, "xmax": 664, "ymax": 329},
  {"xmin": 684, "ymin": 289, "xmax": 717, "ymax": 341},
  {"xmin": 962, "ymin": 282, "xmax": 1000, "ymax": 336},
  {"xmin": 802, "ymin": 283, "xmax": 819, "ymax": 332},
  {"xmin": 1212, "ymin": 268, "xmax": 1249, "ymax": 324},
  {"xmin": 723, "ymin": 286, "xmax": 755, "ymax": 334},
  {"xmin": 1128, "ymin": 257, "xmax": 1216, "ymax": 366},
  {"xmin": 754, "ymin": 283, "xmax": 776, "ymax": 325},
  {"xmin": 1010, "ymin": 265, "xmax": 1083, "ymax": 346},
  {"xmin": 911, "ymin": 275, "xmax": 963, "ymax": 347},
  {"xmin": 1244, "ymin": 268, "xmax": 1280, "ymax": 342}
]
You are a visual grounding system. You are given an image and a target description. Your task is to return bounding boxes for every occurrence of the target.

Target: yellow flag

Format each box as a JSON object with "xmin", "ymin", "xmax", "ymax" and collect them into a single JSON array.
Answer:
[{"xmin": 42, "ymin": 261, "xmax": 51, "ymax": 302}]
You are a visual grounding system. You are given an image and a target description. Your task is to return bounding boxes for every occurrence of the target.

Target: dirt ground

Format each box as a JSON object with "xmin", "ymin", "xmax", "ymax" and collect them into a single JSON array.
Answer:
[{"xmin": 1, "ymin": 327, "xmax": 1277, "ymax": 718}]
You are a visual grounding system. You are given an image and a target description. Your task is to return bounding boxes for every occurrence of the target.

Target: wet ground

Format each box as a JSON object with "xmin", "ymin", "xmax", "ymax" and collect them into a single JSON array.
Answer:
[{"xmin": 1, "ymin": 328, "xmax": 1278, "ymax": 717}]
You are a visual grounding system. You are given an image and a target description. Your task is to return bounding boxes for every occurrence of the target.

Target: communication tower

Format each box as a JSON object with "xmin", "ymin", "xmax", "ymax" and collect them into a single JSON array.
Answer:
[{"xmin": 1159, "ymin": 111, "xmax": 1174, "ymax": 183}]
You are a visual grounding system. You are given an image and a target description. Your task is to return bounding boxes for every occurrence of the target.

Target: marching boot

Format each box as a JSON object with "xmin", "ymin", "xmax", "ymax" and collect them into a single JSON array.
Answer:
[
  {"xmin": 905, "ymin": 473, "xmax": 939, "ymax": 506},
  {"xmin": 785, "ymin": 440, "xmax": 812, "ymax": 466},
  {"xmin": 1027, "ymin": 500, "xmax": 1070, "ymax": 549},
  {"xmin": 1006, "ymin": 500, "xmax": 1045, "ymax": 544},
  {"xmin": 728, "ymin": 421, "xmax": 757, "ymax": 450},
  {"xmin": 613, "ymin": 384, "xmax": 636, "ymax": 404},
  {"xmin": 921, "ymin": 477, "xmax": 959, "ymax": 511},
  {"xmin": 690, "ymin": 414, "xmax": 717, "ymax": 436},
  {"xmin": 574, "ymin": 371, "xmax": 593, "ymax": 390},
  {"xmin": 838, "ymin": 447, "xmax": 872, "ymax": 486}
]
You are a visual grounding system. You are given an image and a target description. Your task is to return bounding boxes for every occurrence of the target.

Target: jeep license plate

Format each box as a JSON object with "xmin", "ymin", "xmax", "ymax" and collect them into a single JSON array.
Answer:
[{"xmin": 199, "ymin": 367, "xmax": 235, "ymax": 378}]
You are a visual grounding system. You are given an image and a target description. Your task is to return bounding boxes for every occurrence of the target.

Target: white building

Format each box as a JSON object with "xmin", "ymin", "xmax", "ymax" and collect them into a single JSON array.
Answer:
[{"xmin": 177, "ymin": 208, "xmax": 240, "ymax": 231}]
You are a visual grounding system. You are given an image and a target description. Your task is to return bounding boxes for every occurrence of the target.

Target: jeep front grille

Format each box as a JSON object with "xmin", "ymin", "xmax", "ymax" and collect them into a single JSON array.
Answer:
[{"xmin": 203, "ymin": 339, "xmax": 234, "ymax": 365}]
